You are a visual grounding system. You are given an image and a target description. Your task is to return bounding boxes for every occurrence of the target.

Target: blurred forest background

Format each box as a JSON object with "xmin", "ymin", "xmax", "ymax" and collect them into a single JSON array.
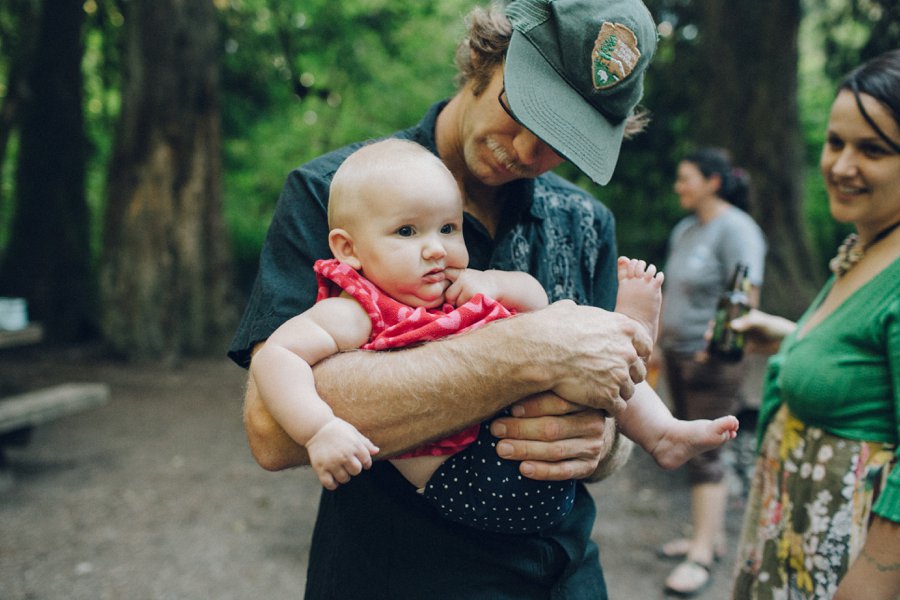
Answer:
[{"xmin": 0, "ymin": 0, "xmax": 896, "ymax": 362}]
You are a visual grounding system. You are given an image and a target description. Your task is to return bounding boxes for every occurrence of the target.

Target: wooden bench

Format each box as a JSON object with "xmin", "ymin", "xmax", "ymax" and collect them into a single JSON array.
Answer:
[
  {"xmin": 0, "ymin": 384, "xmax": 110, "ymax": 491},
  {"xmin": 0, "ymin": 383, "xmax": 110, "ymax": 436},
  {"xmin": 0, "ymin": 323, "xmax": 44, "ymax": 350},
  {"xmin": 0, "ymin": 323, "xmax": 111, "ymax": 489}
]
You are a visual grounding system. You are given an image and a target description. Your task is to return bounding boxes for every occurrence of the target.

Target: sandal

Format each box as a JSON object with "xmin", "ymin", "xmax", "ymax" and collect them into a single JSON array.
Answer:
[
  {"xmin": 664, "ymin": 559, "xmax": 712, "ymax": 598},
  {"xmin": 656, "ymin": 538, "xmax": 724, "ymax": 562}
]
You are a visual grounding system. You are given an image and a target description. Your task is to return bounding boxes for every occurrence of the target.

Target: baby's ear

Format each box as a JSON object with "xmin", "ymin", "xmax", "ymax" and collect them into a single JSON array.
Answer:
[{"xmin": 328, "ymin": 229, "xmax": 362, "ymax": 270}]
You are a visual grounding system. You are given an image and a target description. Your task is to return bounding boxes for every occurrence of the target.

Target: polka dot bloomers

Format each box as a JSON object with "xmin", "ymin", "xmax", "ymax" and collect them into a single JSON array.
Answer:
[{"xmin": 422, "ymin": 412, "xmax": 576, "ymax": 534}]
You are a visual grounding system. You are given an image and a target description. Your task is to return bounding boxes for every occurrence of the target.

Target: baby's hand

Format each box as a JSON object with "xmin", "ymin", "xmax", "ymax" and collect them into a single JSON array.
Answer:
[
  {"xmin": 444, "ymin": 267, "xmax": 496, "ymax": 306},
  {"xmin": 305, "ymin": 418, "xmax": 379, "ymax": 490}
]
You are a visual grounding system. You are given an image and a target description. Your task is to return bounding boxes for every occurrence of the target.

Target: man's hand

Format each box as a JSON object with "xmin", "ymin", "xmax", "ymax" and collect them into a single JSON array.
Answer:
[
  {"xmin": 489, "ymin": 392, "xmax": 615, "ymax": 481},
  {"xmin": 536, "ymin": 300, "xmax": 651, "ymax": 410}
]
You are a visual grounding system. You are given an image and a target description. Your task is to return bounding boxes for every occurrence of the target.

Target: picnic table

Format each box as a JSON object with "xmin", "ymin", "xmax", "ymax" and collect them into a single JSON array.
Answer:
[{"xmin": 0, "ymin": 323, "xmax": 110, "ymax": 489}]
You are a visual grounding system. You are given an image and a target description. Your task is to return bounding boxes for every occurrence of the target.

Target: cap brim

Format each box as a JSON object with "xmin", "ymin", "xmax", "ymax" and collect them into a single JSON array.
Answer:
[{"xmin": 504, "ymin": 31, "xmax": 626, "ymax": 186}]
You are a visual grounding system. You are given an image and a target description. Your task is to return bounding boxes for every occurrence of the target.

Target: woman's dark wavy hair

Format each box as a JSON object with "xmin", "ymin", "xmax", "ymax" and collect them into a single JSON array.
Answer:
[
  {"xmin": 453, "ymin": 2, "xmax": 649, "ymax": 139},
  {"xmin": 684, "ymin": 147, "xmax": 752, "ymax": 212},
  {"xmin": 839, "ymin": 49, "xmax": 900, "ymax": 154}
]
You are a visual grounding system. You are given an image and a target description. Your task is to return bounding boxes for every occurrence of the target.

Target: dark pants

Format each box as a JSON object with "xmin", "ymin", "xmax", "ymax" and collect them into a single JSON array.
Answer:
[{"xmin": 663, "ymin": 350, "xmax": 745, "ymax": 484}]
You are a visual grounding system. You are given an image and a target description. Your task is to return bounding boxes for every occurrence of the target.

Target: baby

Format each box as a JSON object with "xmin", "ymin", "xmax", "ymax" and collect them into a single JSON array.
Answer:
[{"xmin": 250, "ymin": 138, "xmax": 738, "ymax": 533}]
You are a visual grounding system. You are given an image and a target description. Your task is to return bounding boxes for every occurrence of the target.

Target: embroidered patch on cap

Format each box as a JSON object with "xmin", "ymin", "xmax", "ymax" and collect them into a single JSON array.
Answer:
[{"xmin": 591, "ymin": 22, "xmax": 641, "ymax": 90}]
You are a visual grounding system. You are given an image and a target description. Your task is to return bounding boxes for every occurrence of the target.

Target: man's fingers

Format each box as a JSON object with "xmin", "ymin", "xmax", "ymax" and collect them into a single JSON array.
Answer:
[
  {"xmin": 630, "ymin": 319, "xmax": 654, "ymax": 361},
  {"xmin": 605, "ymin": 395, "xmax": 628, "ymax": 417},
  {"xmin": 489, "ymin": 404, "xmax": 612, "ymax": 481},
  {"xmin": 508, "ymin": 392, "xmax": 582, "ymax": 418},
  {"xmin": 490, "ymin": 409, "xmax": 604, "ymax": 442},
  {"xmin": 519, "ymin": 459, "xmax": 590, "ymax": 481},
  {"xmin": 496, "ymin": 433, "xmax": 605, "ymax": 462},
  {"xmin": 629, "ymin": 357, "xmax": 647, "ymax": 385}
]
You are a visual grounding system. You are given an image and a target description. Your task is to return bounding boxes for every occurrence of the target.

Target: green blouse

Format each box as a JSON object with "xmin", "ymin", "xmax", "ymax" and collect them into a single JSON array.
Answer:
[{"xmin": 757, "ymin": 256, "xmax": 900, "ymax": 521}]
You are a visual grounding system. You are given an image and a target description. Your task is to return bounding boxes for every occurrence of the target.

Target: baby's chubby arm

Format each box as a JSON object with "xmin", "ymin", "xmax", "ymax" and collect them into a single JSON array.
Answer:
[
  {"xmin": 249, "ymin": 297, "xmax": 378, "ymax": 489},
  {"xmin": 443, "ymin": 267, "xmax": 549, "ymax": 312}
]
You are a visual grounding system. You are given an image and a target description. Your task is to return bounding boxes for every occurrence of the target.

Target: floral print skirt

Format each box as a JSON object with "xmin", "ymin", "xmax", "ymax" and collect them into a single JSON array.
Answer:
[{"xmin": 732, "ymin": 405, "xmax": 896, "ymax": 599}]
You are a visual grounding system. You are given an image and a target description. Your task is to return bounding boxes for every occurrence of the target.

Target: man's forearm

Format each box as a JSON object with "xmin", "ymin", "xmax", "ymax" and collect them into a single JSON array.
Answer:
[
  {"xmin": 245, "ymin": 312, "xmax": 555, "ymax": 469},
  {"xmin": 244, "ymin": 301, "xmax": 649, "ymax": 472},
  {"xmin": 314, "ymin": 314, "xmax": 552, "ymax": 456}
]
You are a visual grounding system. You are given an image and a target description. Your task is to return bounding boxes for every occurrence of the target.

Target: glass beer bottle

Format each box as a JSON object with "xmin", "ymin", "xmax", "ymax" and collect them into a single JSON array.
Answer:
[{"xmin": 708, "ymin": 263, "xmax": 750, "ymax": 361}]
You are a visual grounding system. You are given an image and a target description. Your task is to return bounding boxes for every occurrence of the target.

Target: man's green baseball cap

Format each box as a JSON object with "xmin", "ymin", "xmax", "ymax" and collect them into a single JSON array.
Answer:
[{"xmin": 504, "ymin": 0, "xmax": 658, "ymax": 185}]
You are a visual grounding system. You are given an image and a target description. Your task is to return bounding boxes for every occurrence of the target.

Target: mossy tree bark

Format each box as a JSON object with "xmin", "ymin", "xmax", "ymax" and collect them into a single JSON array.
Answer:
[{"xmin": 101, "ymin": 0, "xmax": 235, "ymax": 361}]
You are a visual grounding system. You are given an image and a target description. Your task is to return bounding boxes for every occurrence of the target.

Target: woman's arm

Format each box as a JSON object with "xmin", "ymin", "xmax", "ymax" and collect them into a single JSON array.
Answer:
[
  {"xmin": 834, "ymin": 516, "xmax": 900, "ymax": 600},
  {"xmin": 245, "ymin": 300, "xmax": 650, "ymax": 474}
]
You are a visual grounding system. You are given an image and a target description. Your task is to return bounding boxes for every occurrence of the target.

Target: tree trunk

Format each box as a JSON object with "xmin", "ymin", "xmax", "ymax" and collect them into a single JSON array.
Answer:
[
  {"xmin": 695, "ymin": 0, "xmax": 821, "ymax": 319},
  {"xmin": 0, "ymin": 0, "xmax": 95, "ymax": 341},
  {"xmin": 101, "ymin": 0, "xmax": 235, "ymax": 361}
]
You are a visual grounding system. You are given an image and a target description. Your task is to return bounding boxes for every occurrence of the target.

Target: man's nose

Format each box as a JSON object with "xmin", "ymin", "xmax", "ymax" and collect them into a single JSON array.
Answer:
[{"xmin": 512, "ymin": 128, "xmax": 563, "ymax": 170}]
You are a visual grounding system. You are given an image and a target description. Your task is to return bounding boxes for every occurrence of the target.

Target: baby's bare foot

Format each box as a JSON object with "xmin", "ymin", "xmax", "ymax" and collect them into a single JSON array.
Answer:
[
  {"xmin": 651, "ymin": 416, "xmax": 739, "ymax": 470},
  {"xmin": 616, "ymin": 256, "xmax": 664, "ymax": 343}
]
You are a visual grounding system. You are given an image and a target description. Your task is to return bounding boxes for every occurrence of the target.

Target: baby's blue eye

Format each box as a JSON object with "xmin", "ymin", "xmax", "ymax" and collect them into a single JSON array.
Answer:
[
  {"xmin": 440, "ymin": 224, "xmax": 455, "ymax": 234},
  {"xmin": 397, "ymin": 226, "xmax": 414, "ymax": 237}
]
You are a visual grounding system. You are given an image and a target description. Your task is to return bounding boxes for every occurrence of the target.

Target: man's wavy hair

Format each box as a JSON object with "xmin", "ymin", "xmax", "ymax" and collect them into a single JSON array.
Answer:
[{"xmin": 453, "ymin": 2, "xmax": 650, "ymax": 139}]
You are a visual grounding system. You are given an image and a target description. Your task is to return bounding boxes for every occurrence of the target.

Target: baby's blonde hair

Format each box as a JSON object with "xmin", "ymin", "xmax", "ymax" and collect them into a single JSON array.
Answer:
[{"xmin": 328, "ymin": 139, "xmax": 452, "ymax": 230}]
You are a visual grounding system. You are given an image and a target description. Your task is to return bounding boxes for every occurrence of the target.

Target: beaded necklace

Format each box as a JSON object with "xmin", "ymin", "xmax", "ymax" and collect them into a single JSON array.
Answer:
[{"xmin": 829, "ymin": 219, "xmax": 900, "ymax": 277}]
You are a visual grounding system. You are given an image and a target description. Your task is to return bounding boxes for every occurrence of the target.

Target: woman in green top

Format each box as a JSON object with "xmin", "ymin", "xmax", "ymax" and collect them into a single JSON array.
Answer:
[{"xmin": 728, "ymin": 49, "xmax": 900, "ymax": 600}]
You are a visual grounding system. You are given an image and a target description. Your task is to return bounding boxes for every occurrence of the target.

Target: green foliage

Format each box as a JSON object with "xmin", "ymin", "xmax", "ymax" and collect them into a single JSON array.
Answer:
[
  {"xmin": 2, "ymin": 0, "xmax": 896, "ymax": 302},
  {"xmin": 805, "ymin": 0, "xmax": 898, "ymax": 80},
  {"xmin": 81, "ymin": 1, "xmax": 125, "ymax": 261},
  {"xmin": 798, "ymin": 5, "xmax": 847, "ymax": 273},
  {"xmin": 218, "ymin": 0, "xmax": 478, "ymax": 291},
  {"xmin": 0, "ymin": 136, "xmax": 15, "ymax": 250}
]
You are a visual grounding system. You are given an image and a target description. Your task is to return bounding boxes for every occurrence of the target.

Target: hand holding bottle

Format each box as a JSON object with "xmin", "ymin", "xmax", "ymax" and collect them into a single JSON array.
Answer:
[
  {"xmin": 729, "ymin": 309, "xmax": 797, "ymax": 356},
  {"xmin": 707, "ymin": 263, "xmax": 751, "ymax": 361}
]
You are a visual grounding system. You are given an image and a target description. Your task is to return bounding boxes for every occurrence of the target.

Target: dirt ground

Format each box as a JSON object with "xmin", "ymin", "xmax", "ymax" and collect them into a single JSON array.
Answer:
[{"xmin": 0, "ymin": 343, "xmax": 760, "ymax": 600}]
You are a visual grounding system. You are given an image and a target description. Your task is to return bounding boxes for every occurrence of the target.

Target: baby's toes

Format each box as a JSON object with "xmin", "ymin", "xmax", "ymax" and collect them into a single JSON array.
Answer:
[{"xmin": 617, "ymin": 256, "xmax": 632, "ymax": 279}]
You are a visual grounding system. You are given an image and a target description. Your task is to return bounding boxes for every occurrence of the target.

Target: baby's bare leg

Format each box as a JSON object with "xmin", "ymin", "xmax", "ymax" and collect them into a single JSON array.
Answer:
[
  {"xmin": 391, "ymin": 455, "xmax": 451, "ymax": 490},
  {"xmin": 616, "ymin": 257, "xmax": 664, "ymax": 343},
  {"xmin": 617, "ymin": 386, "xmax": 739, "ymax": 471}
]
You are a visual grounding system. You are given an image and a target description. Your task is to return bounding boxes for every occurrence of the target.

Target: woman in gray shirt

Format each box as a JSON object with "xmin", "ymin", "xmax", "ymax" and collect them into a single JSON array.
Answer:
[{"xmin": 656, "ymin": 147, "xmax": 767, "ymax": 596}]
